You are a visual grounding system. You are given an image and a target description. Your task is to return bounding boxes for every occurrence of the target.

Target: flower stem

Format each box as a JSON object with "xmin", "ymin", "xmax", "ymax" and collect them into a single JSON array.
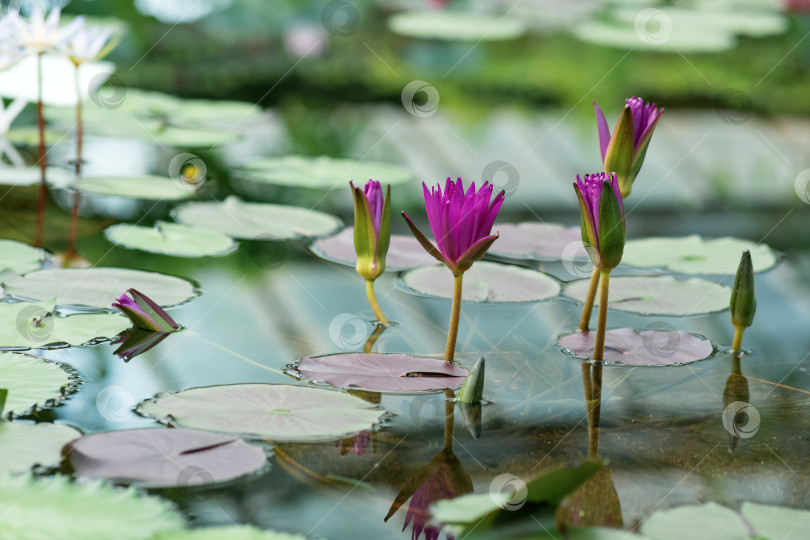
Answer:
[
  {"xmin": 731, "ymin": 326, "xmax": 744, "ymax": 354},
  {"xmin": 66, "ymin": 64, "xmax": 83, "ymax": 258},
  {"xmin": 588, "ymin": 362, "xmax": 603, "ymax": 458},
  {"xmin": 363, "ymin": 323, "xmax": 387, "ymax": 353},
  {"xmin": 444, "ymin": 273, "xmax": 464, "ymax": 363},
  {"xmin": 593, "ymin": 269, "xmax": 611, "ymax": 362},
  {"xmin": 365, "ymin": 279, "xmax": 389, "ymax": 326},
  {"xmin": 34, "ymin": 52, "xmax": 48, "ymax": 248},
  {"xmin": 443, "ymin": 389, "xmax": 455, "ymax": 451},
  {"xmin": 578, "ymin": 266, "xmax": 600, "ymax": 332}
]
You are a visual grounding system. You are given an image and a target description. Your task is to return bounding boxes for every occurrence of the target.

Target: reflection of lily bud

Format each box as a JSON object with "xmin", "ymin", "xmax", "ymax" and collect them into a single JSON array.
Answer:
[
  {"xmin": 555, "ymin": 466, "xmax": 622, "ymax": 530},
  {"xmin": 111, "ymin": 327, "xmax": 172, "ymax": 362},
  {"xmin": 385, "ymin": 449, "xmax": 472, "ymax": 540},
  {"xmin": 723, "ymin": 358, "xmax": 750, "ymax": 453},
  {"xmin": 336, "ymin": 431, "xmax": 372, "ymax": 456}
]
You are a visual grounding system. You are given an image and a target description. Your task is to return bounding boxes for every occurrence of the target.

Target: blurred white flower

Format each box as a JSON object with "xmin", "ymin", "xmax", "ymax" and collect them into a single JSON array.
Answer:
[
  {"xmin": 61, "ymin": 24, "xmax": 115, "ymax": 65},
  {"xmin": 7, "ymin": 6, "xmax": 85, "ymax": 54},
  {"xmin": 0, "ymin": 13, "xmax": 25, "ymax": 69},
  {"xmin": 283, "ymin": 24, "xmax": 327, "ymax": 58}
]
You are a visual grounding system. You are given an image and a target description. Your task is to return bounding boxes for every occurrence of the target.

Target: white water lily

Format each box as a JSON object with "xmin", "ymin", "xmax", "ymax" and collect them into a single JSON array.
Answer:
[
  {"xmin": 61, "ymin": 24, "xmax": 114, "ymax": 65},
  {"xmin": 7, "ymin": 7, "xmax": 85, "ymax": 54}
]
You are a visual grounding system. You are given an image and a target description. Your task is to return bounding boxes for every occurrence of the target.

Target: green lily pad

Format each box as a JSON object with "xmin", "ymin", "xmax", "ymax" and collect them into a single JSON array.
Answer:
[
  {"xmin": 152, "ymin": 526, "xmax": 307, "ymax": 540},
  {"xmin": 388, "ymin": 11, "xmax": 526, "ymax": 41},
  {"xmin": 1, "ymin": 267, "xmax": 198, "ymax": 309},
  {"xmin": 563, "ymin": 275, "xmax": 730, "ymax": 316},
  {"xmin": 0, "ymin": 239, "xmax": 46, "ymax": 274},
  {"xmin": 63, "ymin": 175, "xmax": 199, "ymax": 201},
  {"xmin": 0, "ymin": 166, "xmax": 72, "ymax": 187},
  {"xmin": 172, "ymin": 196, "xmax": 342, "ymax": 240},
  {"xmin": 573, "ymin": 18, "xmax": 735, "ymax": 53},
  {"xmin": 0, "ymin": 422, "xmax": 82, "ymax": 474},
  {"xmin": 622, "ymin": 235, "xmax": 778, "ymax": 275},
  {"xmin": 640, "ymin": 502, "xmax": 750, "ymax": 540},
  {"xmin": 239, "ymin": 155, "xmax": 412, "ymax": 189},
  {"xmin": 741, "ymin": 502, "xmax": 810, "ymax": 538},
  {"xmin": 0, "ymin": 474, "xmax": 184, "ymax": 540},
  {"xmin": 138, "ymin": 383, "xmax": 385, "ymax": 442},
  {"xmin": 0, "ymin": 352, "xmax": 77, "ymax": 417},
  {"xmin": 105, "ymin": 222, "xmax": 237, "ymax": 258},
  {"xmin": 399, "ymin": 261, "xmax": 561, "ymax": 303}
]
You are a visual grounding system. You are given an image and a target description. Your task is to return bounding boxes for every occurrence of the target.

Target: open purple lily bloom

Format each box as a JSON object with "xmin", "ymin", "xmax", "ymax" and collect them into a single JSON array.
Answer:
[
  {"xmin": 113, "ymin": 288, "xmax": 179, "ymax": 333},
  {"xmin": 403, "ymin": 178, "xmax": 505, "ymax": 276}
]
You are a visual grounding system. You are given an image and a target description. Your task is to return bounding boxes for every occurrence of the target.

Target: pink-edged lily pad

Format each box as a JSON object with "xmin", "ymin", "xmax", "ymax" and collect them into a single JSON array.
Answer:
[
  {"xmin": 488, "ymin": 222, "xmax": 585, "ymax": 261},
  {"xmin": 309, "ymin": 227, "xmax": 436, "ymax": 271},
  {"xmin": 65, "ymin": 428, "xmax": 268, "ymax": 488},
  {"xmin": 557, "ymin": 328, "xmax": 715, "ymax": 366},
  {"xmin": 293, "ymin": 353, "xmax": 468, "ymax": 393}
]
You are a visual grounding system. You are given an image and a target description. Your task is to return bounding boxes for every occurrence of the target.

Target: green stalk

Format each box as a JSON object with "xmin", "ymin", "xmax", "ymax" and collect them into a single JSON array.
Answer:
[
  {"xmin": 578, "ymin": 267, "xmax": 600, "ymax": 332},
  {"xmin": 365, "ymin": 279, "xmax": 389, "ymax": 326},
  {"xmin": 66, "ymin": 63, "xmax": 83, "ymax": 257},
  {"xmin": 444, "ymin": 389, "xmax": 455, "ymax": 450},
  {"xmin": 444, "ymin": 273, "xmax": 464, "ymax": 363},
  {"xmin": 34, "ymin": 52, "xmax": 47, "ymax": 248},
  {"xmin": 731, "ymin": 327, "xmax": 744, "ymax": 354},
  {"xmin": 593, "ymin": 269, "xmax": 611, "ymax": 362}
]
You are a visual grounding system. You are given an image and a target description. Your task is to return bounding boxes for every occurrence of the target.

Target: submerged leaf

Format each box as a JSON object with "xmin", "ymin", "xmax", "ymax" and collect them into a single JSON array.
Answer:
[
  {"xmin": 0, "ymin": 422, "xmax": 81, "ymax": 474},
  {"xmin": 0, "ymin": 352, "xmax": 77, "ymax": 417}
]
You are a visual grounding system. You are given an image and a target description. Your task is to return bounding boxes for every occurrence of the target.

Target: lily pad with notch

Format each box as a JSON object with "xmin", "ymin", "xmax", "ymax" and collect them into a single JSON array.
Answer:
[
  {"xmin": 138, "ymin": 383, "xmax": 385, "ymax": 442},
  {"xmin": 399, "ymin": 261, "xmax": 561, "ymax": 303},
  {"xmin": 238, "ymin": 155, "xmax": 412, "ymax": 189},
  {"xmin": 310, "ymin": 227, "xmax": 436, "ymax": 271},
  {"xmin": 105, "ymin": 222, "xmax": 237, "ymax": 258},
  {"xmin": 0, "ymin": 239, "xmax": 47, "ymax": 274},
  {"xmin": 0, "ymin": 352, "xmax": 79, "ymax": 417},
  {"xmin": 0, "ymin": 422, "xmax": 81, "ymax": 474},
  {"xmin": 292, "ymin": 353, "xmax": 468, "ymax": 393}
]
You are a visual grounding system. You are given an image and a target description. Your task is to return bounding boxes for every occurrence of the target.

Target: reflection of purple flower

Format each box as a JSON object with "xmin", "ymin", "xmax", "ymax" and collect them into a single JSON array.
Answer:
[
  {"xmin": 336, "ymin": 431, "xmax": 371, "ymax": 456},
  {"xmin": 111, "ymin": 328, "xmax": 172, "ymax": 362},
  {"xmin": 403, "ymin": 468, "xmax": 455, "ymax": 540}
]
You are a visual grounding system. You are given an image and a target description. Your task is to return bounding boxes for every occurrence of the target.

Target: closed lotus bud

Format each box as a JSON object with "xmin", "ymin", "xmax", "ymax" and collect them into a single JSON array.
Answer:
[
  {"xmin": 573, "ymin": 172, "xmax": 625, "ymax": 271},
  {"xmin": 113, "ymin": 288, "xmax": 179, "ymax": 333},
  {"xmin": 730, "ymin": 250, "xmax": 756, "ymax": 330},
  {"xmin": 351, "ymin": 180, "xmax": 391, "ymax": 281}
]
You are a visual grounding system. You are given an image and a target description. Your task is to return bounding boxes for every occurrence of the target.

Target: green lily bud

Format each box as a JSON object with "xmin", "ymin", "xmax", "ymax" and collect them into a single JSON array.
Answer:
[
  {"xmin": 457, "ymin": 357, "xmax": 484, "ymax": 404},
  {"xmin": 730, "ymin": 250, "xmax": 756, "ymax": 330},
  {"xmin": 351, "ymin": 180, "xmax": 391, "ymax": 281},
  {"xmin": 573, "ymin": 173, "xmax": 626, "ymax": 271}
]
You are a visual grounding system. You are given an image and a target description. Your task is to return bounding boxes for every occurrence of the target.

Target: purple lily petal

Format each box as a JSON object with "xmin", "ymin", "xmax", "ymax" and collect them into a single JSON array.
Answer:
[
  {"xmin": 363, "ymin": 180, "xmax": 384, "ymax": 234},
  {"xmin": 593, "ymin": 101, "xmax": 611, "ymax": 161},
  {"xmin": 625, "ymin": 96, "xmax": 663, "ymax": 150}
]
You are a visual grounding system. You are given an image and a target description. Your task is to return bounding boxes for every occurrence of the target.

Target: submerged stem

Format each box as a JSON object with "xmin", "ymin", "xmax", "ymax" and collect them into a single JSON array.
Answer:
[
  {"xmin": 588, "ymin": 362, "xmax": 603, "ymax": 458},
  {"xmin": 444, "ymin": 273, "xmax": 464, "ymax": 363},
  {"xmin": 365, "ymin": 279, "xmax": 389, "ymax": 326},
  {"xmin": 578, "ymin": 266, "xmax": 600, "ymax": 332},
  {"xmin": 444, "ymin": 388, "xmax": 455, "ymax": 451},
  {"xmin": 363, "ymin": 323, "xmax": 388, "ymax": 354},
  {"xmin": 731, "ymin": 326, "xmax": 744, "ymax": 354},
  {"xmin": 66, "ymin": 64, "xmax": 83, "ymax": 257},
  {"xmin": 34, "ymin": 52, "xmax": 47, "ymax": 248},
  {"xmin": 593, "ymin": 269, "xmax": 611, "ymax": 362}
]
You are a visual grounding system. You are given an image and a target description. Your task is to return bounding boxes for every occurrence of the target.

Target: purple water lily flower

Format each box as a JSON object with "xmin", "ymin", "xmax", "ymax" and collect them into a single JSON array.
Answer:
[
  {"xmin": 351, "ymin": 179, "xmax": 391, "ymax": 282},
  {"xmin": 403, "ymin": 178, "xmax": 505, "ymax": 275},
  {"xmin": 113, "ymin": 289, "xmax": 179, "ymax": 333},
  {"xmin": 594, "ymin": 97, "xmax": 663, "ymax": 197},
  {"xmin": 574, "ymin": 172, "xmax": 625, "ymax": 270}
]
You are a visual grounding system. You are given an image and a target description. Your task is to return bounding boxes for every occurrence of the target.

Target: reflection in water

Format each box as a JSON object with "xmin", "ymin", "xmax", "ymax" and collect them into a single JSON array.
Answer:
[
  {"xmin": 386, "ymin": 390, "xmax": 472, "ymax": 540},
  {"xmin": 722, "ymin": 355, "xmax": 751, "ymax": 453},
  {"xmin": 363, "ymin": 323, "xmax": 388, "ymax": 353},
  {"xmin": 111, "ymin": 327, "xmax": 174, "ymax": 362},
  {"xmin": 336, "ymin": 431, "xmax": 373, "ymax": 456}
]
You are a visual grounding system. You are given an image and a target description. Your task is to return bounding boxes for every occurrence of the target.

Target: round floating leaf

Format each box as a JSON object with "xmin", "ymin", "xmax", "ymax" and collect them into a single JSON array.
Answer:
[
  {"xmin": 0, "ymin": 301, "xmax": 130, "ymax": 349},
  {"xmin": 557, "ymin": 328, "xmax": 714, "ymax": 367},
  {"xmin": 153, "ymin": 526, "xmax": 307, "ymax": 540},
  {"xmin": 572, "ymin": 18, "xmax": 735, "ymax": 53},
  {"xmin": 0, "ymin": 474, "xmax": 184, "ymax": 540},
  {"xmin": 0, "ymin": 166, "xmax": 72, "ymax": 187},
  {"xmin": 310, "ymin": 227, "xmax": 436, "ymax": 271},
  {"xmin": 239, "ymin": 155, "xmax": 412, "ymax": 189},
  {"xmin": 622, "ymin": 235, "xmax": 778, "ymax": 275},
  {"xmin": 563, "ymin": 276, "xmax": 729, "ymax": 316},
  {"xmin": 388, "ymin": 11, "xmax": 526, "ymax": 41},
  {"xmin": 138, "ymin": 384, "xmax": 385, "ymax": 442},
  {"xmin": 173, "ymin": 196, "xmax": 342, "ymax": 240},
  {"xmin": 0, "ymin": 352, "xmax": 77, "ymax": 417},
  {"xmin": 66, "ymin": 428, "xmax": 267, "ymax": 488},
  {"xmin": 148, "ymin": 125, "xmax": 240, "ymax": 148},
  {"xmin": 68, "ymin": 175, "xmax": 198, "ymax": 201},
  {"xmin": 488, "ymin": 222, "xmax": 585, "ymax": 261},
  {"xmin": 1, "ymin": 267, "xmax": 198, "ymax": 309},
  {"xmin": 399, "ymin": 261, "xmax": 561, "ymax": 303},
  {"xmin": 294, "ymin": 353, "xmax": 468, "ymax": 393},
  {"xmin": 105, "ymin": 222, "xmax": 237, "ymax": 258},
  {"xmin": 741, "ymin": 502, "xmax": 810, "ymax": 539},
  {"xmin": 0, "ymin": 239, "xmax": 46, "ymax": 274},
  {"xmin": 640, "ymin": 502, "xmax": 749, "ymax": 540},
  {"xmin": 0, "ymin": 422, "xmax": 81, "ymax": 474}
]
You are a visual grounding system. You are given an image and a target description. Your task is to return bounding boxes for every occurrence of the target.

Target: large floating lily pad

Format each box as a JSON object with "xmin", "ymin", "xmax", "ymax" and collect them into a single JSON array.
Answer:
[
  {"xmin": 557, "ymin": 328, "xmax": 714, "ymax": 367},
  {"xmin": 138, "ymin": 384, "xmax": 385, "ymax": 442},
  {"xmin": 563, "ymin": 276, "xmax": 729, "ymax": 316},
  {"xmin": 641, "ymin": 502, "xmax": 751, "ymax": 540},
  {"xmin": 622, "ymin": 235, "xmax": 778, "ymax": 275},
  {"xmin": 399, "ymin": 261, "xmax": 561, "ymax": 303},
  {"xmin": 0, "ymin": 474, "xmax": 184, "ymax": 540},
  {"xmin": 0, "ymin": 352, "xmax": 77, "ymax": 417},
  {"xmin": 153, "ymin": 526, "xmax": 308, "ymax": 540},
  {"xmin": 0, "ymin": 301, "xmax": 130, "ymax": 349},
  {"xmin": 741, "ymin": 502, "xmax": 810, "ymax": 539},
  {"xmin": 105, "ymin": 222, "xmax": 237, "ymax": 258},
  {"xmin": 69, "ymin": 175, "xmax": 199, "ymax": 201},
  {"xmin": 239, "ymin": 155, "xmax": 412, "ymax": 189},
  {"xmin": 0, "ymin": 239, "xmax": 46, "ymax": 274},
  {"xmin": 0, "ymin": 166, "xmax": 72, "ymax": 187},
  {"xmin": 1, "ymin": 267, "xmax": 198, "ymax": 309},
  {"xmin": 310, "ymin": 227, "xmax": 435, "ymax": 271},
  {"xmin": 0, "ymin": 422, "xmax": 81, "ymax": 474},
  {"xmin": 294, "ymin": 353, "xmax": 468, "ymax": 393},
  {"xmin": 66, "ymin": 428, "xmax": 267, "ymax": 488},
  {"xmin": 388, "ymin": 11, "xmax": 526, "ymax": 41},
  {"xmin": 173, "ymin": 196, "xmax": 342, "ymax": 240},
  {"xmin": 488, "ymin": 222, "xmax": 585, "ymax": 262}
]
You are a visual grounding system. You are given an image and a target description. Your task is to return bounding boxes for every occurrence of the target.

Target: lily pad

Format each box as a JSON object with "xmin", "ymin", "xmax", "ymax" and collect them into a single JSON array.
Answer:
[
  {"xmin": 1, "ymin": 267, "xmax": 198, "ymax": 309},
  {"xmin": 293, "ymin": 353, "xmax": 468, "ymax": 393},
  {"xmin": 388, "ymin": 11, "xmax": 526, "ymax": 41},
  {"xmin": 563, "ymin": 276, "xmax": 729, "ymax": 316},
  {"xmin": 0, "ymin": 422, "xmax": 81, "ymax": 474},
  {"xmin": 572, "ymin": 17, "xmax": 735, "ymax": 53},
  {"xmin": 0, "ymin": 166, "xmax": 72, "ymax": 187},
  {"xmin": 61, "ymin": 175, "xmax": 199, "ymax": 201},
  {"xmin": 138, "ymin": 384, "xmax": 385, "ymax": 442},
  {"xmin": 0, "ymin": 239, "xmax": 46, "ymax": 274},
  {"xmin": 105, "ymin": 222, "xmax": 237, "ymax": 258},
  {"xmin": 399, "ymin": 261, "xmax": 561, "ymax": 303},
  {"xmin": 0, "ymin": 474, "xmax": 184, "ymax": 540},
  {"xmin": 557, "ymin": 328, "xmax": 714, "ymax": 367},
  {"xmin": 622, "ymin": 235, "xmax": 778, "ymax": 275},
  {"xmin": 640, "ymin": 502, "xmax": 750, "ymax": 540},
  {"xmin": 488, "ymin": 222, "xmax": 585, "ymax": 261},
  {"xmin": 0, "ymin": 352, "xmax": 77, "ymax": 417},
  {"xmin": 741, "ymin": 502, "xmax": 810, "ymax": 539},
  {"xmin": 172, "ymin": 196, "xmax": 342, "ymax": 240},
  {"xmin": 66, "ymin": 428, "xmax": 268, "ymax": 488},
  {"xmin": 238, "ymin": 155, "xmax": 412, "ymax": 189},
  {"xmin": 310, "ymin": 227, "xmax": 436, "ymax": 271},
  {"xmin": 152, "ymin": 526, "xmax": 308, "ymax": 540}
]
